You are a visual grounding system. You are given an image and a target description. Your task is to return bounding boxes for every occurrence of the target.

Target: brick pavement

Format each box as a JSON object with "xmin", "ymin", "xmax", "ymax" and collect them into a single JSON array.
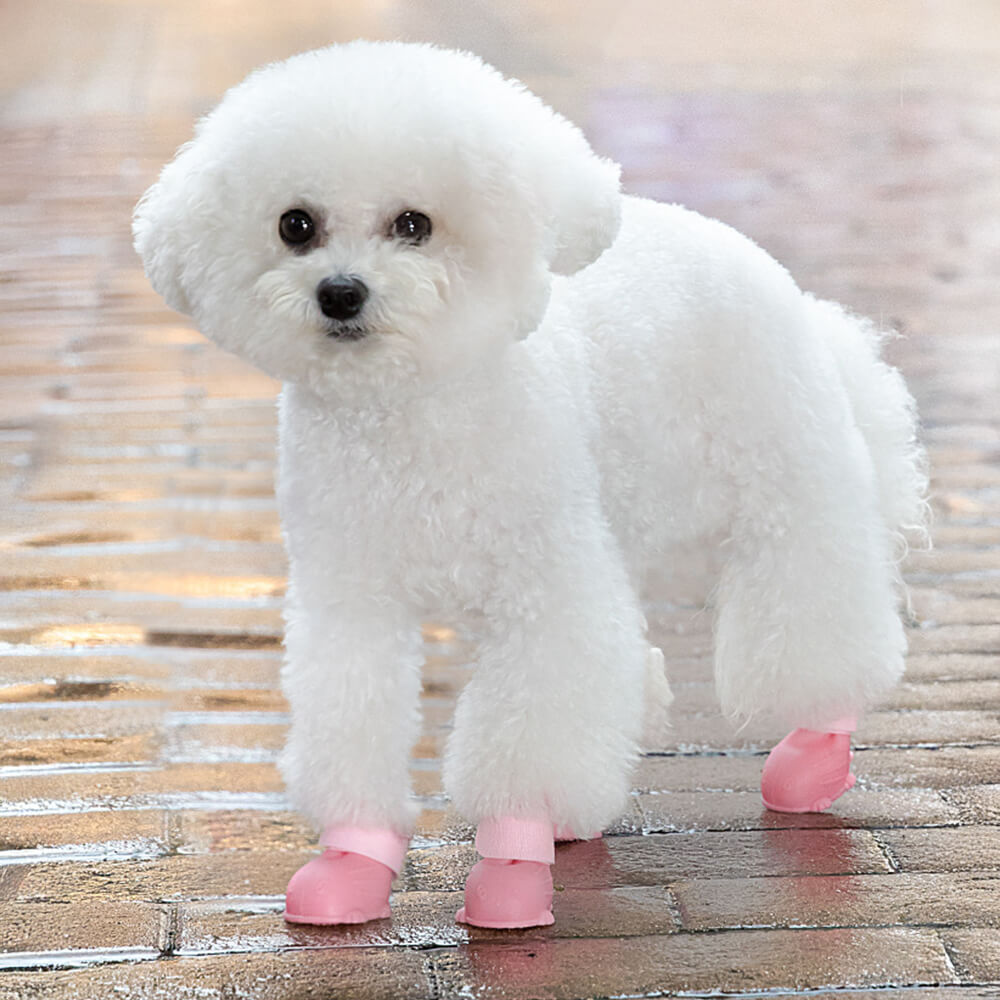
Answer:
[{"xmin": 1, "ymin": 2, "xmax": 999, "ymax": 997}]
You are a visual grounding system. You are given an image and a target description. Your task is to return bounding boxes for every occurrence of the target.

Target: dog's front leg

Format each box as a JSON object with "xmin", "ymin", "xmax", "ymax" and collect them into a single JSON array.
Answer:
[
  {"xmin": 445, "ymin": 534, "xmax": 649, "ymax": 927},
  {"xmin": 279, "ymin": 593, "xmax": 423, "ymax": 925}
]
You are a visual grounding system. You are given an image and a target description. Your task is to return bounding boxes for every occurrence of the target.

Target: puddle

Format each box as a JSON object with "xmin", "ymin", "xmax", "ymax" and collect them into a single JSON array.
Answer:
[
  {"xmin": 0, "ymin": 679, "xmax": 122, "ymax": 703},
  {"xmin": 0, "ymin": 840, "xmax": 165, "ymax": 866},
  {"xmin": 22, "ymin": 532, "xmax": 134, "ymax": 547},
  {"xmin": 0, "ymin": 761, "xmax": 158, "ymax": 778},
  {"xmin": 0, "ymin": 791, "xmax": 289, "ymax": 817},
  {"xmin": 0, "ymin": 947, "xmax": 160, "ymax": 970},
  {"xmin": 166, "ymin": 711, "xmax": 288, "ymax": 726}
]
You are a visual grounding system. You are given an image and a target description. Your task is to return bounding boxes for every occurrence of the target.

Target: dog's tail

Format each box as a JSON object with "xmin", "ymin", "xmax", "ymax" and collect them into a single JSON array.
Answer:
[{"xmin": 811, "ymin": 295, "xmax": 930, "ymax": 561}]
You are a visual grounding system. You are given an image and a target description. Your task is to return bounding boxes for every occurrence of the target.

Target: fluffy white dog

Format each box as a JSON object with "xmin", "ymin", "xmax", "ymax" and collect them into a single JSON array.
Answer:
[{"xmin": 134, "ymin": 41, "xmax": 926, "ymax": 929}]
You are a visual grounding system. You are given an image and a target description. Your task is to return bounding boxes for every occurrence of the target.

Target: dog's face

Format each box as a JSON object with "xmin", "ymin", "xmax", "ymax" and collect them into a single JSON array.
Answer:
[{"xmin": 134, "ymin": 42, "xmax": 622, "ymax": 402}]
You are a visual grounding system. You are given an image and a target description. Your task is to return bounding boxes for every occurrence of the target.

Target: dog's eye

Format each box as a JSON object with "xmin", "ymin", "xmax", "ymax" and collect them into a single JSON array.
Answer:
[
  {"xmin": 279, "ymin": 209, "xmax": 316, "ymax": 248},
  {"xmin": 392, "ymin": 211, "xmax": 432, "ymax": 245}
]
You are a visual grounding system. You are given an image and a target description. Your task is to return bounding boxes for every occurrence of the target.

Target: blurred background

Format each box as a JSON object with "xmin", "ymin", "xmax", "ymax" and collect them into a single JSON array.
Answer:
[{"xmin": 1, "ymin": 2, "xmax": 999, "ymax": 997}]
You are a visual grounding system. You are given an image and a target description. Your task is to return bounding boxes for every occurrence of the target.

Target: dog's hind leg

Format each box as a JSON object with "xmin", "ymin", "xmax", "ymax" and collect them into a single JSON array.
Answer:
[
  {"xmin": 714, "ymin": 465, "xmax": 905, "ymax": 813},
  {"xmin": 711, "ymin": 383, "xmax": 908, "ymax": 813},
  {"xmin": 713, "ymin": 497, "xmax": 897, "ymax": 813},
  {"xmin": 279, "ymin": 595, "xmax": 423, "ymax": 924},
  {"xmin": 697, "ymin": 284, "xmax": 926, "ymax": 813}
]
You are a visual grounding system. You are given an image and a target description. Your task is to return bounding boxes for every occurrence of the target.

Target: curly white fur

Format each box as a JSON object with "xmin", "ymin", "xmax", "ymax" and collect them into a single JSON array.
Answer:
[{"xmin": 134, "ymin": 41, "xmax": 927, "ymax": 840}]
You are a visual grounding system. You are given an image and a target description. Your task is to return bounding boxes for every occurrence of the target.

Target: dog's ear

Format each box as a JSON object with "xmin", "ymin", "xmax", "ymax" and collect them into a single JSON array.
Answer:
[
  {"xmin": 132, "ymin": 140, "xmax": 211, "ymax": 316},
  {"xmin": 515, "ymin": 96, "xmax": 622, "ymax": 276},
  {"xmin": 540, "ymin": 133, "xmax": 623, "ymax": 276}
]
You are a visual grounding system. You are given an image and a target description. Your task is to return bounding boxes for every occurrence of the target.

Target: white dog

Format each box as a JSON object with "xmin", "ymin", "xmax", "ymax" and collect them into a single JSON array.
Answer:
[{"xmin": 134, "ymin": 41, "xmax": 926, "ymax": 929}]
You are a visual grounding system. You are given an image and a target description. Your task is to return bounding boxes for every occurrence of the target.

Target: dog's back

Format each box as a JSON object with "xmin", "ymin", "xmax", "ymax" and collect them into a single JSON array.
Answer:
[{"xmin": 543, "ymin": 195, "xmax": 927, "ymax": 576}]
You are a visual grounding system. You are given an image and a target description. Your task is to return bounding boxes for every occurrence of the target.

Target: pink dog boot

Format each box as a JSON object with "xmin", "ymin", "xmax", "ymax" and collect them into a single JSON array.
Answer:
[
  {"xmin": 761, "ymin": 716, "xmax": 858, "ymax": 814},
  {"xmin": 284, "ymin": 825, "xmax": 409, "ymax": 925},
  {"xmin": 457, "ymin": 817, "xmax": 556, "ymax": 929}
]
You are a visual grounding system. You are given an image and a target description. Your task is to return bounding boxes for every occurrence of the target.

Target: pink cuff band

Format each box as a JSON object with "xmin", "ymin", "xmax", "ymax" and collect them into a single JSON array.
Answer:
[
  {"xmin": 818, "ymin": 715, "xmax": 858, "ymax": 735},
  {"xmin": 319, "ymin": 825, "xmax": 410, "ymax": 875},
  {"xmin": 475, "ymin": 817, "xmax": 555, "ymax": 865}
]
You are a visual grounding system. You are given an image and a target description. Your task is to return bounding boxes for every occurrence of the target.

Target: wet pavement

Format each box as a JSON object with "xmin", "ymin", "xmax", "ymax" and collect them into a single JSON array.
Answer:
[{"xmin": 1, "ymin": 1, "xmax": 1000, "ymax": 996}]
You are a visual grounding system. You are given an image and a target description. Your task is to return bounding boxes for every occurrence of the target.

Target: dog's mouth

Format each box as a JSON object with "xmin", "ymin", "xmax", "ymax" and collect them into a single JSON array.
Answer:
[{"xmin": 325, "ymin": 322, "xmax": 370, "ymax": 342}]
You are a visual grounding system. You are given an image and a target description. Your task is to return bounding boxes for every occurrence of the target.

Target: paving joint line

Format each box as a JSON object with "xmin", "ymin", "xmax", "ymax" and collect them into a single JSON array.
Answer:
[
  {"xmin": 869, "ymin": 828, "xmax": 903, "ymax": 872},
  {"xmin": 936, "ymin": 928, "xmax": 969, "ymax": 985}
]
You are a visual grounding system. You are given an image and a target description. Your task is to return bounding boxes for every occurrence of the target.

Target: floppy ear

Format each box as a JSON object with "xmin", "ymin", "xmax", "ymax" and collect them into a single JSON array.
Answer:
[
  {"xmin": 132, "ymin": 140, "xmax": 209, "ymax": 316},
  {"xmin": 478, "ymin": 58, "xmax": 622, "ymax": 276},
  {"xmin": 542, "ymin": 140, "xmax": 623, "ymax": 276}
]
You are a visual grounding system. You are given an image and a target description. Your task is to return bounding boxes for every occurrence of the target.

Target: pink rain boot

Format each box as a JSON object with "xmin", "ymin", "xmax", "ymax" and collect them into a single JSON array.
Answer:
[
  {"xmin": 457, "ymin": 817, "xmax": 556, "ymax": 929},
  {"xmin": 761, "ymin": 716, "xmax": 858, "ymax": 814},
  {"xmin": 284, "ymin": 825, "xmax": 409, "ymax": 925}
]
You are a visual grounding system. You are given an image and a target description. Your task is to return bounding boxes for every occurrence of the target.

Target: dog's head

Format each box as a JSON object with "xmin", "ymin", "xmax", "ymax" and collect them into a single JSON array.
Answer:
[{"xmin": 133, "ymin": 42, "xmax": 621, "ymax": 401}]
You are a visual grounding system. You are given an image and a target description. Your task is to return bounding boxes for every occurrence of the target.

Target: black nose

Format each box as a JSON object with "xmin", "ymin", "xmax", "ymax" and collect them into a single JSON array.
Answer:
[{"xmin": 317, "ymin": 275, "xmax": 368, "ymax": 321}]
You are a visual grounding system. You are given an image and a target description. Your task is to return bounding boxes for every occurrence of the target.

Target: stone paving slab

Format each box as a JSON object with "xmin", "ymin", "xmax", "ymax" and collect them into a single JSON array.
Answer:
[
  {"xmin": 0, "ymin": 902, "xmax": 165, "ymax": 963},
  {"xmin": 944, "ymin": 928, "xmax": 1000, "ymax": 985},
  {"xmin": 429, "ymin": 928, "xmax": 958, "ymax": 997},
  {"xmin": 0, "ymin": 949, "xmax": 437, "ymax": 1000},
  {"xmin": 636, "ymin": 787, "xmax": 965, "ymax": 833},
  {"xmin": 881, "ymin": 825, "xmax": 1000, "ymax": 874},
  {"xmin": 673, "ymin": 871, "xmax": 1000, "ymax": 931},
  {"xmin": 0, "ymin": 810, "xmax": 169, "ymax": 857}
]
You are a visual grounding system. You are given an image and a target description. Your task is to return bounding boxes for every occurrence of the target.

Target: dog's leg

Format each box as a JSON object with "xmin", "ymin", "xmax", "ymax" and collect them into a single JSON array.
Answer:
[
  {"xmin": 280, "ymin": 597, "xmax": 423, "ymax": 924},
  {"xmin": 711, "ymin": 428, "xmax": 905, "ymax": 814},
  {"xmin": 445, "ymin": 538, "xmax": 649, "ymax": 926}
]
